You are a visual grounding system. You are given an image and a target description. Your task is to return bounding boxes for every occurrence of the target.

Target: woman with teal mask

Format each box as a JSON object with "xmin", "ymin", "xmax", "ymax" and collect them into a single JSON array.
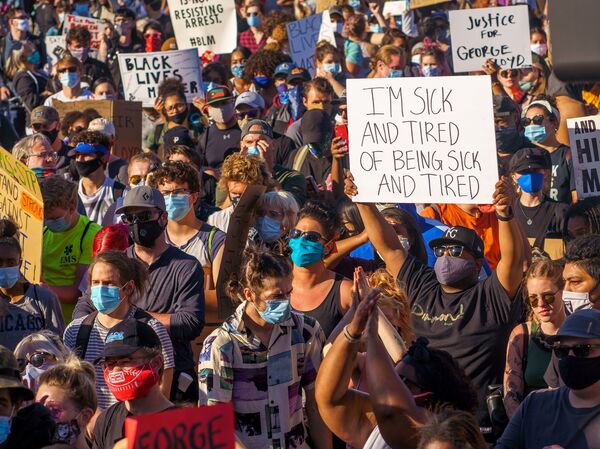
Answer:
[
  {"xmin": 289, "ymin": 201, "xmax": 353, "ymax": 338},
  {"xmin": 63, "ymin": 251, "xmax": 175, "ymax": 409},
  {"xmin": 521, "ymin": 96, "xmax": 577, "ymax": 204}
]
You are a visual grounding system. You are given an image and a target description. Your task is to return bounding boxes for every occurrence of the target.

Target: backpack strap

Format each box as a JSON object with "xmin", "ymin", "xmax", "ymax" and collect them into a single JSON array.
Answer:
[
  {"xmin": 207, "ymin": 226, "xmax": 217, "ymax": 264},
  {"xmin": 79, "ymin": 219, "xmax": 94, "ymax": 254},
  {"xmin": 132, "ymin": 307, "xmax": 153, "ymax": 323},
  {"xmin": 522, "ymin": 322, "xmax": 529, "ymax": 373},
  {"xmin": 75, "ymin": 311, "xmax": 98, "ymax": 360},
  {"xmin": 292, "ymin": 145, "xmax": 310, "ymax": 172}
]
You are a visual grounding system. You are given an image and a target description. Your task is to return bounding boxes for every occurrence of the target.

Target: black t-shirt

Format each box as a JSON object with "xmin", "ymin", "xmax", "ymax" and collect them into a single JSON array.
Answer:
[
  {"xmin": 274, "ymin": 134, "xmax": 298, "ymax": 166},
  {"xmin": 398, "ymin": 255, "xmax": 517, "ymax": 416},
  {"xmin": 195, "ymin": 123, "xmax": 241, "ymax": 168},
  {"xmin": 514, "ymin": 199, "xmax": 569, "ymax": 240},
  {"xmin": 35, "ymin": 3, "xmax": 57, "ymax": 36},
  {"xmin": 285, "ymin": 146, "xmax": 332, "ymax": 186},
  {"xmin": 92, "ymin": 401, "xmax": 130, "ymax": 449},
  {"xmin": 549, "ymin": 145, "xmax": 575, "ymax": 204}
]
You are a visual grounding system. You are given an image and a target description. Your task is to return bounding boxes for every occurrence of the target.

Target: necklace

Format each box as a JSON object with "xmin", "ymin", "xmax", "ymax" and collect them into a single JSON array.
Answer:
[{"xmin": 518, "ymin": 200, "xmax": 541, "ymax": 226}]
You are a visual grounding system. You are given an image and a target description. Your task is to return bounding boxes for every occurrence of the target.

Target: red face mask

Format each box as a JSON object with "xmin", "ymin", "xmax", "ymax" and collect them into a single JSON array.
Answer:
[
  {"xmin": 145, "ymin": 33, "xmax": 162, "ymax": 52},
  {"xmin": 103, "ymin": 361, "xmax": 159, "ymax": 401}
]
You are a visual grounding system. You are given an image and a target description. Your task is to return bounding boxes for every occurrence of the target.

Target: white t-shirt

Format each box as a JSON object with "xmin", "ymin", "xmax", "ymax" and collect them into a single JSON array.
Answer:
[
  {"xmin": 78, "ymin": 177, "xmax": 117, "ymax": 225},
  {"xmin": 44, "ymin": 88, "xmax": 93, "ymax": 107},
  {"xmin": 207, "ymin": 206, "xmax": 234, "ymax": 232}
]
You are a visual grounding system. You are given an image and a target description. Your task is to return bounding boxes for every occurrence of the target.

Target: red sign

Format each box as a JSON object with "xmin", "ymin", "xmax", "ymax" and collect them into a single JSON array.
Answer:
[{"xmin": 125, "ymin": 403, "xmax": 235, "ymax": 449}]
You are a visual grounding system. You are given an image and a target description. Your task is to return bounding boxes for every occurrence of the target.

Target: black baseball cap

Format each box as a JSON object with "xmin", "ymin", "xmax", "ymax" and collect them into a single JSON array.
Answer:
[
  {"xmin": 508, "ymin": 147, "xmax": 551, "ymax": 173},
  {"xmin": 164, "ymin": 126, "xmax": 194, "ymax": 150},
  {"xmin": 94, "ymin": 318, "xmax": 161, "ymax": 363},
  {"xmin": 429, "ymin": 226, "xmax": 485, "ymax": 259},
  {"xmin": 287, "ymin": 67, "xmax": 311, "ymax": 84},
  {"xmin": 301, "ymin": 109, "xmax": 332, "ymax": 145},
  {"xmin": 547, "ymin": 309, "xmax": 600, "ymax": 343},
  {"xmin": 493, "ymin": 94, "xmax": 519, "ymax": 117}
]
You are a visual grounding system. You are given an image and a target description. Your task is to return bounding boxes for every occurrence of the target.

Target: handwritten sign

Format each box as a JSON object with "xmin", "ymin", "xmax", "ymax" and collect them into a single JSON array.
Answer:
[
  {"xmin": 0, "ymin": 147, "xmax": 43, "ymax": 283},
  {"xmin": 567, "ymin": 115, "xmax": 600, "ymax": 199},
  {"xmin": 347, "ymin": 75, "xmax": 497, "ymax": 204},
  {"xmin": 45, "ymin": 36, "xmax": 67, "ymax": 68},
  {"xmin": 118, "ymin": 49, "xmax": 202, "ymax": 107},
  {"xmin": 449, "ymin": 5, "xmax": 531, "ymax": 73},
  {"xmin": 316, "ymin": 0, "xmax": 336, "ymax": 13},
  {"xmin": 287, "ymin": 11, "xmax": 336, "ymax": 76},
  {"xmin": 62, "ymin": 15, "xmax": 106, "ymax": 51},
  {"xmin": 409, "ymin": 0, "xmax": 449, "ymax": 8},
  {"xmin": 125, "ymin": 403, "xmax": 235, "ymax": 449},
  {"xmin": 167, "ymin": 0, "xmax": 237, "ymax": 55},
  {"xmin": 383, "ymin": 1, "xmax": 408, "ymax": 17}
]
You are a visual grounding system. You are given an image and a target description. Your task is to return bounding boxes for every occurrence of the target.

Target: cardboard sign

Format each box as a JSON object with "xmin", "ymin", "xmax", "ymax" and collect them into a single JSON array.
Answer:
[
  {"xmin": 167, "ymin": 0, "xmax": 237, "ymax": 55},
  {"xmin": 316, "ymin": 0, "xmax": 337, "ymax": 13},
  {"xmin": 125, "ymin": 403, "xmax": 235, "ymax": 449},
  {"xmin": 54, "ymin": 100, "xmax": 142, "ymax": 161},
  {"xmin": 346, "ymin": 75, "xmax": 497, "ymax": 204},
  {"xmin": 383, "ymin": 1, "xmax": 408, "ymax": 17},
  {"xmin": 0, "ymin": 147, "xmax": 43, "ymax": 283},
  {"xmin": 45, "ymin": 36, "xmax": 66, "ymax": 68},
  {"xmin": 409, "ymin": 0, "xmax": 449, "ymax": 9},
  {"xmin": 216, "ymin": 184, "xmax": 266, "ymax": 319},
  {"xmin": 287, "ymin": 11, "xmax": 336, "ymax": 76},
  {"xmin": 63, "ymin": 15, "xmax": 106, "ymax": 51},
  {"xmin": 118, "ymin": 49, "xmax": 203, "ymax": 107},
  {"xmin": 449, "ymin": 5, "xmax": 532, "ymax": 73},
  {"xmin": 567, "ymin": 115, "xmax": 600, "ymax": 199}
]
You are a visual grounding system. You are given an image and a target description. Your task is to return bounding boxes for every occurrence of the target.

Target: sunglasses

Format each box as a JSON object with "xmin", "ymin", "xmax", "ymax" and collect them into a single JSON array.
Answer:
[
  {"xmin": 289, "ymin": 228, "xmax": 325, "ymax": 243},
  {"xmin": 527, "ymin": 291, "xmax": 557, "ymax": 307},
  {"xmin": 553, "ymin": 344, "xmax": 600, "ymax": 359},
  {"xmin": 17, "ymin": 352, "xmax": 54, "ymax": 372},
  {"xmin": 236, "ymin": 109, "xmax": 260, "ymax": 119},
  {"xmin": 128, "ymin": 174, "xmax": 146, "ymax": 186},
  {"xmin": 433, "ymin": 245, "xmax": 465, "ymax": 258},
  {"xmin": 499, "ymin": 69, "xmax": 519, "ymax": 78},
  {"xmin": 122, "ymin": 210, "xmax": 156, "ymax": 225},
  {"xmin": 520, "ymin": 114, "xmax": 546, "ymax": 127},
  {"xmin": 58, "ymin": 66, "xmax": 78, "ymax": 74}
]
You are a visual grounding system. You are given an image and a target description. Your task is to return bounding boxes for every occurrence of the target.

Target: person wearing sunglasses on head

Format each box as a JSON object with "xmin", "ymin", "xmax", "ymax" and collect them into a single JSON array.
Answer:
[
  {"xmin": 503, "ymin": 259, "xmax": 566, "ymax": 420},
  {"xmin": 44, "ymin": 54, "xmax": 92, "ymax": 108},
  {"xmin": 521, "ymin": 96, "xmax": 577, "ymax": 204},
  {"xmin": 497, "ymin": 309, "xmax": 600, "ymax": 449}
]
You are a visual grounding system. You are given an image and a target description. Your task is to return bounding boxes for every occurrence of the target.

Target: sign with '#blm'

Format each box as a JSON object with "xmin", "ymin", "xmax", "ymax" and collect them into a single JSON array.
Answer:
[{"xmin": 346, "ymin": 76, "xmax": 498, "ymax": 204}]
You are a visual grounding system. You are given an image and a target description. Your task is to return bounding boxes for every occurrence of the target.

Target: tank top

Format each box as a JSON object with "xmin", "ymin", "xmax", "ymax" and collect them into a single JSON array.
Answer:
[
  {"xmin": 363, "ymin": 426, "xmax": 391, "ymax": 449},
  {"xmin": 303, "ymin": 273, "xmax": 345, "ymax": 338},
  {"xmin": 524, "ymin": 321, "xmax": 552, "ymax": 393}
]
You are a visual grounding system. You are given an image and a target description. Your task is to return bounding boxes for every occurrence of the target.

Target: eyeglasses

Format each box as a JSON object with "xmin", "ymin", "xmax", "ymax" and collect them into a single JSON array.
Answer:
[
  {"xmin": 58, "ymin": 66, "xmax": 78, "ymax": 74},
  {"xmin": 160, "ymin": 188, "xmax": 190, "ymax": 196},
  {"xmin": 121, "ymin": 210, "xmax": 157, "ymax": 225},
  {"xmin": 144, "ymin": 32, "xmax": 162, "ymax": 39},
  {"xmin": 236, "ymin": 109, "xmax": 260, "ymax": 120},
  {"xmin": 165, "ymin": 102, "xmax": 186, "ymax": 113},
  {"xmin": 32, "ymin": 124, "xmax": 54, "ymax": 132},
  {"xmin": 128, "ymin": 174, "xmax": 146, "ymax": 186},
  {"xmin": 527, "ymin": 290, "xmax": 558, "ymax": 307},
  {"xmin": 553, "ymin": 344, "xmax": 600, "ymax": 359},
  {"xmin": 289, "ymin": 228, "xmax": 325, "ymax": 243},
  {"xmin": 520, "ymin": 114, "xmax": 546, "ymax": 127},
  {"xmin": 433, "ymin": 245, "xmax": 465, "ymax": 258},
  {"xmin": 27, "ymin": 151, "xmax": 58, "ymax": 160},
  {"xmin": 17, "ymin": 352, "xmax": 55, "ymax": 372},
  {"xmin": 499, "ymin": 69, "xmax": 519, "ymax": 78}
]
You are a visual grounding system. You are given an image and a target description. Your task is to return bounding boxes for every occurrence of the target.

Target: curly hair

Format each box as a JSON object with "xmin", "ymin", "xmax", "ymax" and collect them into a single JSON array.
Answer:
[
  {"xmin": 218, "ymin": 153, "xmax": 274, "ymax": 192},
  {"xmin": 403, "ymin": 337, "xmax": 478, "ymax": 413},
  {"xmin": 226, "ymin": 246, "xmax": 292, "ymax": 303},
  {"xmin": 263, "ymin": 10, "xmax": 293, "ymax": 37},
  {"xmin": 564, "ymin": 196, "xmax": 600, "ymax": 236},
  {"xmin": 344, "ymin": 13, "xmax": 366, "ymax": 39},
  {"xmin": 148, "ymin": 160, "xmax": 201, "ymax": 193},
  {"xmin": 564, "ymin": 234, "xmax": 600, "ymax": 282},
  {"xmin": 243, "ymin": 49, "xmax": 292, "ymax": 81},
  {"xmin": 66, "ymin": 26, "xmax": 91, "ymax": 46},
  {"xmin": 297, "ymin": 200, "xmax": 340, "ymax": 241},
  {"xmin": 368, "ymin": 269, "xmax": 414, "ymax": 344},
  {"xmin": 61, "ymin": 111, "xmax": 86, "ymax": 136},
  {"xmin": 157, "ymin": 78, "xmax": 186, "ymax": 101},
  {"xmin": 417, "ymin": 409, "xmax": 487, "ymax": 449}
]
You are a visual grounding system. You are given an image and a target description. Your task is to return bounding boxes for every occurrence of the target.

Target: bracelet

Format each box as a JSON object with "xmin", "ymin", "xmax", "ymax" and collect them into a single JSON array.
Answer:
[
  {"xmin": 343, "ymin": 325, "xmax": 361, "ymax": 344},
  {"xmin": 495, "ymin": 210, "xmax": 514, "ymax": 222}
]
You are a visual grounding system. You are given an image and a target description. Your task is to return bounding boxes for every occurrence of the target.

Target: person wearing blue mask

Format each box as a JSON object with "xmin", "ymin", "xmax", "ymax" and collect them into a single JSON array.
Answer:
[
  {"xmin": 65, "ymin": 27, "xmax": 113, "ymax": 92},
  {"xmin": 73, "ymin": 0, "xmax": 91, "ymax": 16},
  {"xmin": 509, "ymin": 147, "xmax": 569, "ymax": 256},
  {"xmin": 44, "ymin": 54, "xmax": 92, "ymax": 107},
  {"xmin": 420, "ymin": 48, "xmax": 445, "ymax": 77},
  {"xmin": 315, "ymin": 40, "xmax": 346, "ymax": 97},
  {"xmin": 369, "ymin": 45, "xmax": 406, "ymax": 78},
  {"xmin": 521, "ymin": 98, "xmax": 577, "ymax": 204},
  {"xmin": 239, "ymin": 2, "xmax": 266, "ymax": 53},
  {"xmin": 289, "ymin": 201, "xmax": 353, "ymax": 338},
  {"xmin": 266, "ymin": 66, "xmax": 311, "ymax": 139},
  {"xmin": 254, "ymin": 191, "xmax": 300, "ymax": 249},
  {"xmin": 63, "ymin": 251, "xmax": 175, "ymax": 409},
  {"xmin": 199, "ymin": 247, "xmax": 332, "ymax": 449}
]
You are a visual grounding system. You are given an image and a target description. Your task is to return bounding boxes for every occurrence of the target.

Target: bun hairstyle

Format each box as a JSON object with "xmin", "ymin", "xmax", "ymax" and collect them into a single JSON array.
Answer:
[
  {"xmin": 0, "ymin": 218, "xmax": 21, "ymax": 256},
  {"xmin": 226, "ymin": 247, "xmax": 292, "ymax": 303},
  {"xmin": 39, "ymin": 355, "xmax": 98, "ymax": 411}
]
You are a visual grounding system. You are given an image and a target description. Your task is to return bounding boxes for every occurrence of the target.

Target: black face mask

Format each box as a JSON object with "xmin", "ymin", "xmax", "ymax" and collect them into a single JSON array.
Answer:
[
  {"xmin": 128, "ymin": 219, "xmax": 164, "ymax": 248},
  {"xmin": 41, "ymin": 128, "xmax": 59, "ymax": 144},
  {"xmin": 167, "ymin": 109, "xmax": 188, "ymax": 125},
  {"xmin": 558, "ymin": 355, "xmax": 600, "ymax": 390},
  {"xmin": 75, "ymin": 157, "xmax": 103, "ymax": 177}
]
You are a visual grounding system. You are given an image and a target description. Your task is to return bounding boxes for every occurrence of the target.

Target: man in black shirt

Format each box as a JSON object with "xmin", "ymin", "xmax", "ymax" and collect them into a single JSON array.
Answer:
[
  {"xmin": 92, "ymin": 319, "xmax": 174, "ymax": 449},
  {"xmin": 346, "ymin": 176, "xmax": 526, "ymax": 422}
]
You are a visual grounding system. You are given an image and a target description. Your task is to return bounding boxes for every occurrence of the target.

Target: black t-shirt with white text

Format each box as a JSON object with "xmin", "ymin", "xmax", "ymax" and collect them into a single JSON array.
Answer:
[{"xmin": 549, "ymin": 145, "xmax": 575, "ymax": 203}]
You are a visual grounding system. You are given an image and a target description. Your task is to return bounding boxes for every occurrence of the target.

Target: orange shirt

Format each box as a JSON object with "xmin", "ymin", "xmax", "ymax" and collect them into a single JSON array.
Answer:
[{"xmin": 420, "ymin": 204, "xmax": 500, "ymax": 269}]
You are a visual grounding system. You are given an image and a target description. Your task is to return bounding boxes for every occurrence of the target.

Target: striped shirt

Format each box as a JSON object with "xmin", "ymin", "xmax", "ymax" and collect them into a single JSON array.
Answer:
[{"xmin": 64, "ymin": 306, "xmax": 175, "ymax": 409}]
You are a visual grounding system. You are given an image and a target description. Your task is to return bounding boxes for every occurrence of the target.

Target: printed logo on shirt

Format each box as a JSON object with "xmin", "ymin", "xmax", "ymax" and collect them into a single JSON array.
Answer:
[
  {"xmin": 0, "ymin": 313, "xmax": 44, "ymax": 332},
  {"xmin": 106, "ymin": 331, "xmax": 125, "ymax": 343},
  {"xmin": 60, "ymin": 244, "xmax": 77, "ymax": 264},
  {"xmin": 411, "ymin": 303, "xmax": 465, "ymax": 326}
]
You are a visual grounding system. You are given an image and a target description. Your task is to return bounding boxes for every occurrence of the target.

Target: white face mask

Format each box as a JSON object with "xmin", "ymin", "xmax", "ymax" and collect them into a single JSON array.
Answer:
[
  {"xmin": 562, "ymin": 290, "xmax": 593, "ymax": 314},
  {"xmin": 13, "ymin": 18, "xmax": 30, "ymax": 32},
  {"xmin": 208, "ymin": 103, "xmax": 235, "ymax": 124}
]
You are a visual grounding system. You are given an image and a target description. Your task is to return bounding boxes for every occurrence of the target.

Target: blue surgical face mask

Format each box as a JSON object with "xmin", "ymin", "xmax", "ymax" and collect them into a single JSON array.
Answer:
[
  {"xmin": 27, "ymin": 50, "xmax": 40, "ymax": 65},
  {"xmin": 422, "ymin": 66, "xmax": 440, "ymax": 77},
  {"xmin": 277, "ymin": 84, "xmax": 289, "ymax": 104},
  {"xmin": 370, "ymin": 24, "xmax": 383, "ymax": 33},
  {"xmin": 246, "ymin": 146, "xmax": 260, "ymax": 157},
  {"xmin": 247, "ymin": 14, "xmax": 261, "ymax": 27},
  {"xmin": 389, "ymin": 69, "xmax": 403, "ymax": 78},
  {"xmin": 256, "ymin": 216, "xmax": 282, "ymax": 243},
  {"xmin": 0, "ymin": 415, "xmax": 11, "ymax": 445},
  {"xmin": 348, "ymin": 0, "xmax": 360, "ymax": 10},
  {"xmin": 91, "ymin": 285, "xmax": 122, "ymax": 314},
  {"xmin": 0, "ymin": 266, "xmax": 21, "ymax": 289},
  {"xmin": 254, "ymin": 298, "xmax": 291, "ymax": 324},
  {"xmin": 524, "ymin": 124, "xmax": 547, "ymax": 143},
  {"xmin": 517, "ymin": 172, "xmax": 545, "ymax": 194},
  {"xmin": 323, "ymin": 63, "xmax": 341, "ymax": 75},
  {"xmin": 289, "ymin": 236, "xmax": 325, "ymax": 267},
  {"xmin": 45, "ymin": 215, "xmax": 70, "ymax": 233},
  {"xmin": 253, "ymin": 75, "xmax": 271, "ymax": 88},
  {"xmin": 164, "ymin": 193, "xmax": 191, "ymax": 222},
  {"xmin": 74, "ymin": 2, "xmax": 89, "ymax": 16},
  {"xmin": 231, "ymin": 63, "xmax": 245, "ymax": 78},
  {"xmin": 59, "ymin": 72, "xmax": 79, "ymax": 88}
]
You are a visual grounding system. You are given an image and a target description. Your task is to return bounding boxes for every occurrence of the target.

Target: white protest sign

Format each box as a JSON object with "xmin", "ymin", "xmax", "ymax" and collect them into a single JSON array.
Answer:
[
  {"xmin": 167, "ymin": 0, "xmax": 237, "ymax": 55},
  {"xmin": 383, "ymin": 1, "xmax": 408, "ymax": 17},
  {"xmin": 567, "ymin": 115, "xmax": 600, "ymax": 199},
  {"xmin": 45, "ymin": 35, "xmax": 66, "ymax": 67},
  {"xmin": 449, "ymin": 5, "xmax": 531, "ymax": 73},
  {"xmin": 118, "ymin": 48, "xmax": 202, "ymax": 107},
  {"xmin": 62, "ymin": 15, "xmax": 106, "ymax": 51},
  {"xmin": 287, "ymin": 11, "xmax": 336, "ymax": 76},
  {"xmin": 347, "ymin": 75, "xmax": 497, "ymax": 204}
]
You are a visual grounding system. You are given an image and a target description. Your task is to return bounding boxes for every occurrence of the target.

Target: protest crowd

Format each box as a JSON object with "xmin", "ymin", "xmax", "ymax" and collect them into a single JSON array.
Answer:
[{"xmin": 1, "ymin": 0, "xmax": 600, "ymax": 447}]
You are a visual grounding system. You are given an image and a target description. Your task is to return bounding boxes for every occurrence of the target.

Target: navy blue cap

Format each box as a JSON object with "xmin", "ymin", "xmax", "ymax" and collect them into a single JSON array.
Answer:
[
  {"xmin": 547, "ymin": 309, "xmax": 600, "ymax": 343},
  {"xmin": 95, "ymin": 318, "xmax": 161, "ymax": 363}
]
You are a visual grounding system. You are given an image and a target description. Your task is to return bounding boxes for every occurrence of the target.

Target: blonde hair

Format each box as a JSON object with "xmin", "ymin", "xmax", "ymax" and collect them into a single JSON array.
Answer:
[
  {"xmin": 256, "ymin": 191, "xmax": 299, "ymax": 231},
  {"xmin": 523, "ymin": 258, "xmax": 564, "ymax": 321},
  {"xmin": 38, "ymin": 356, "xmax": 97, "ymax": 411},
  {"xmin": 368, "ymin": 269, "xmax": 414, "ymax": 344},
  {"xmin": 12, "ymin": 133, "xmax": 50, "ymax": 164},
  {"xmin": 368, "ymin": 45, "xmax": 405, "ymax": 77},
  {"xmin": 4, "ymin": 43, "xmax": 30, "ymax": 81},
  {"xmin": 41, "ymin": 175, "xmax": 78, "ymax": 210},
  {"xmin": 218, "ymin": 153, "xmax": 275, "ymax": 192},
  {"xmin": 14, "ymin": 330, "xmax": 71, "ymax": 362}
]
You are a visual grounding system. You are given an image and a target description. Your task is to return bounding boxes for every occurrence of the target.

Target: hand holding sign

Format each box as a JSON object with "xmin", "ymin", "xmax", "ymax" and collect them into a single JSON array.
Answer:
[{"xmin": 492, "ymin": 176, "xmax": 516, "ymax": 218}]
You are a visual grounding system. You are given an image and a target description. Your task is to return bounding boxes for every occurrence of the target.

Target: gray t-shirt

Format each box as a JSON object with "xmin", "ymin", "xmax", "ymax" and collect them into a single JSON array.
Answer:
[
  {"xmin": 497, "ymin": 386, "xmax": 600, "ymax": 449},
  {"xmin": 165, "ymin": 223, "xmax": 226, "ymax": 268},
  {"xmin": 63, "ymin": 306, "xmax": 175, "ymax": 409},
  {"xmin": 1, "ymin": 284, "xmax": 65, "ymax": 351},
  {"xmin": 78, "ymin": 177, "xmax": 117, "ymax": 225}
]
